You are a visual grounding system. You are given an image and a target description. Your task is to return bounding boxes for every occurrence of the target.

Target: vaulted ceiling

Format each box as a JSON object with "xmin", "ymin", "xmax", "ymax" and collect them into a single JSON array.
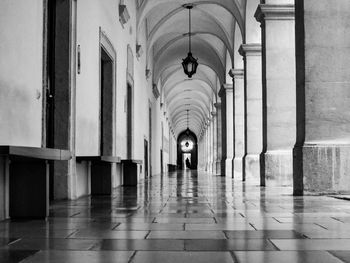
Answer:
[{"xmin": 137, "ymin": 0, "xmax": 246, "ymax": 138}]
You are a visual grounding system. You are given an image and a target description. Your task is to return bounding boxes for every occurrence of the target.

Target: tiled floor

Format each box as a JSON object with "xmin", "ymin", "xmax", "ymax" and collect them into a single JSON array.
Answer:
[{"xmin": 1, "ymin": 170, "xmax": 350, "ymax": 262}]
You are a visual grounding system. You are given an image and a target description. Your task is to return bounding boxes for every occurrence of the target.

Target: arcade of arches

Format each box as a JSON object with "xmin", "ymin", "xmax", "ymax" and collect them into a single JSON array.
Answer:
[{"xmin": 1, "ymin": 0, "xmax": 350, "ymax": 262}]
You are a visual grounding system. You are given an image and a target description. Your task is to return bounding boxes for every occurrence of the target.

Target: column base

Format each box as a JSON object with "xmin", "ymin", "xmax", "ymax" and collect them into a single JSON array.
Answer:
[
  {"xmin": 75, "ymin": 161, "xmax": 90, "ymax": 198},
  {"xmin": 220, "ymin": 159, "xmax": 226, "ymax": 176},
  {"xmin": 233, "ymin": 156, "xmax": 244, "ymax": 181},
  {"xmin": 215, "ymin": 160, "xmax": 221, "ymax": 175},
  {"xmin": 244, "ymin": 154, "xmax": 261, "ymax": 184},
  {"xmin": 212, "ymin": 162, "xmax": 217, "ymax": 175},
  {"xmin": 303, "ymin": 143, "xmax": 350, "ymax": 193},
  {"xmin": 208, "ymin": 161, "xmax": 213, "ymax": 173},
  {"xmin": 225, "ymin": 158, "xmax": 233, "ymax": 178},
  {"xmin": 264, "ymin": 150, "xmax": 293, "ymax": 187}
]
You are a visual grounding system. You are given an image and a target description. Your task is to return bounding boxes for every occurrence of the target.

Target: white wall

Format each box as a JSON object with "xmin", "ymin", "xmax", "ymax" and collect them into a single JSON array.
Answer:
[
  {"xmin": 0, "ymin": 0, "xmax": 43, "ymax": 146},
  {"xmin": 75, "ymin": 0, "xmax": 156, "ymax": 164},
  {"xmin": 151, "ymin": 99, "xmax": 162, "ymax": 174},
  {"xmin": 245, "ymin": 0, "xmax": 261, "ymax": 43}
]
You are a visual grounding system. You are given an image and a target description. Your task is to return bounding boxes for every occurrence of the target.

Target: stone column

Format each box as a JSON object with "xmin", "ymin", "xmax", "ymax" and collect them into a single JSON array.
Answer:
[
  {"xmin": 205, "ymin": 127, "xmax": 209, "ymax": 172},
  {"xmin": 52, "ymin": 0, "xmax": 77, "ymax": 199},
  {"xmin": 206, "ymin": 122, "xmax": 211, "ymax": 172},
  {"xmin": 229, "ymin": 69, "xmax": 245, "ymax": 181},
  {"xmin": 208, "ymin": 117, "xmax": 213, "ymax": 173},
  {"xmin": 294, "ymin": 0, "xmax": 350, "ymax": 195},
  {"xmin": 215, "ymin": 103, "xmax": 222, "ymax": 174},
  {"xmin": 219, "ymin": 88, "xmax": 227, "ymax": 176},
  {"xmin": 255, "ymin": 3, "xmax": 296, "ymax": 187},
  {"xmin": 223, "ymin": 84, "xmax": 234, "ymax": 178},
  {"xmin": 239, "ymin": 44, "xmax": 263, "ymax": 184},
  {"xmin": 211, "ymin": 111, "xmax": 218, "ymax": 174}
]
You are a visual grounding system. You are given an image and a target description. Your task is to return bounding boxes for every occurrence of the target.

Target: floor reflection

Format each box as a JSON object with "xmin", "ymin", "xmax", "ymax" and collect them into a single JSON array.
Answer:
[{"xmin": 0, "ymin": 170, "xmax": 350, "ymax": 262}]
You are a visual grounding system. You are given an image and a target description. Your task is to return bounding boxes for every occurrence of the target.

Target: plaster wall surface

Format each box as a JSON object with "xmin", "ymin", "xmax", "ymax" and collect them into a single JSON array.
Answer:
[
  {"xmin": 225, "ymin": 51, "xmax": 233, "ymax": 85},
  {"xmin": 302, "ymin": 0, "xmax": 350, "ymax": 193},
  {"xmin": 75, "ymin": 161, "xmax": 90, "ymax": 198},
  {"xmin": 304, "ymin": 144, "xmax": 350, "ymax": 193},
  {"xmin": 215, "ymin": 103, "xmax": 222, "ymax": 174},
  {"xmin": 233, "ymin": 74, "xmax": 245, "ymax": 180},
  {"xmin": 234, "ymin": 23, "xmax": 244, "ymax": 69},
  {"xmin": 75, "ymin": 0, "xmax": 169, "ymax": 179},
  {"xmin": 0, "ymin": 0, "xmax": 43, "ymax": 146},
  {"xmin": 303, "ymin": 1, "xmax": 350, "ymax": 143},
  {"xmin": 264, "ymin": 20, "xmax": 295, "ymax": 150},
  {"xmin": 245, "ymin": 0, "xmax": 261, "ymax": 43},
  {"xmin": 225, "ymin": 87, "xmax": 234, "ymax": 178},
  {"xmin": 244, "ymin": 49, "xmax": 262, "ymax": 184},
  {"xmin": 151, "ymin": 100, "xmax": 162, "ymax": 175}
]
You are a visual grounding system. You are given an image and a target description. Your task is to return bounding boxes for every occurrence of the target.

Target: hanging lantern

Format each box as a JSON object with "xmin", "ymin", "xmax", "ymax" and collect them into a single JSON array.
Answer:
[
  {"xmin": 182, "ymin": 4, "xmax": 198, "ymax": 78},
  {"xmin": 182, "ymin": 52, "xmax": 198, "ymax": 78}
]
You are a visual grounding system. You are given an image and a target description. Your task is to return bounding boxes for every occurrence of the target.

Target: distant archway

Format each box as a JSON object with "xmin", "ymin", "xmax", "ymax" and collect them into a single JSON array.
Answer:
[{"xmin": 177, "ymin": 129, "xmax": 198, "ymax": 170}]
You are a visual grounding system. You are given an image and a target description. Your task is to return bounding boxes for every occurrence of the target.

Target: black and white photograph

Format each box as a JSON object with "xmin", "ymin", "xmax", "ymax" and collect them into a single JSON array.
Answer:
[{"xmin": 0, "ymin": 0, "xmax": 349, "ymax": 262}]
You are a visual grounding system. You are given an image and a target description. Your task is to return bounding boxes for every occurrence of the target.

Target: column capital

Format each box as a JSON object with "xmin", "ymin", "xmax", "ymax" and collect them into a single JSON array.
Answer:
[
  {"xmin": 228, "ymin": 69, "xmax": 244, "ymax": 79},
  {"xmin": 255, "ymin": 4, "xmax": 295, "ymax": 23},
  {"xmin": 239, "ymin": 44, "xmax": 262, "ymax": 57}
]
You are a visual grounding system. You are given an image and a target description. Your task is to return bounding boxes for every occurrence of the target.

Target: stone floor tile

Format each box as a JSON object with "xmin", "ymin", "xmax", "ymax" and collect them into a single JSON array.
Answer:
[
  {"xmin": 270, "ymin": 239, "xmax": 350, "ymax": 251},
  {"xmin": 233, "ymin": 251, "xmax": 344, "ymax": 263},
  {"xmin": 23, "ymin": 250, "xmax": 134, "ymax": 263},
  {"xmin": 131, "ymin": 251, "xmax": 234, "ymax": 263},
  {"xmin": 0, "ymin": 249, "xmax": 39, "ymax": 263},
  {"xmin": 330, "ymin": 251, "xmax": 350, "ymax": 263},
  {"xmin": 147, "ymin": 230, "xmax": 226, "ymax": 239},
  {"xmin": 185, "ymin": 239, "xmax": 276, "ymax": 251},
  {"xmin": 8, "ymin": 238, "xmax": 99, "ymax": 251},
  {"xmin": 225, "ymin": 230, "xmax": 305, "ymax": 239},
  {"xmin": 185, "ymin": 223, "xmax": 255, "ymax": 231},
  {"xmin": 0, "ymin": 238, "xmax": 18, "ymax": 248},
  {"xmin": 154, "ymin": 217, "xmax": 215, "ymax": 224},
  {"xmin": 70, "ymin": 230, "xmax": 149, "ymax": 239},
  {"xmin": 92, "ymin": 239, "xmax": 185, "ymax": 251},
  {"xmin": 115, "ymin": 223, "xmax": 184, "ymax": 231}
]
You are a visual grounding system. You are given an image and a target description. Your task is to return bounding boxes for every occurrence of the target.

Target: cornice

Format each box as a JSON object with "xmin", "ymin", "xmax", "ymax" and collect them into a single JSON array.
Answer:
[
  {"xmin": 219, "ymin": 84, "xmax": 233, "ymax": 97},
  {"xmin": 255, "ymin": 4, "xmax": 295, "ymax": 22},
  {"xmin": 228, "ymin": 69, "xmax": 244, "ymax": 79},
  {"xmin": 238, "ymin": 44, "xmax": 262, "ymax": 57}
]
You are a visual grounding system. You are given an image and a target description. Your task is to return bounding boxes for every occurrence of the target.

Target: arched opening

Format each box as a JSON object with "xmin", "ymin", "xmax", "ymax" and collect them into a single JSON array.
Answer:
[{"xmin": 177, "ymin": 129, "xmax": 198, "ymax": 170}]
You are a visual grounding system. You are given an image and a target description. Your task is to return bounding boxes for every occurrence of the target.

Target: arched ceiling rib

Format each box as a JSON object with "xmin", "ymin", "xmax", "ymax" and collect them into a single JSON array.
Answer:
[
  {"xmin": 137, "ymin": 0, "xmax": 244, "ymax": 38},
  {"xmin": 154, "ymin": 38, "xmax": 225, "ymax": 85},
  {"xmin": 165, "ymin": 79, "xmax": 214, "ymax": 102},
  {"xmin": 137, "ymin": 0, "xmax": 245, "ymax": 138},
  {"xmin": 161, "ymin": 65, "xmax": 217, "ymax": 93}
]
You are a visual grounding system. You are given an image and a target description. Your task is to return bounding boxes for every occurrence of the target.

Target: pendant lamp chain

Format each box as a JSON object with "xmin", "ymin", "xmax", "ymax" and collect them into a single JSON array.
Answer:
[
  {"xmin": 181, "ymin": 4, "xmax": 198, "ymax": 78},
  {"xmin": 189, "ymin": 6, "xmax": 191, "ymax": 53}
]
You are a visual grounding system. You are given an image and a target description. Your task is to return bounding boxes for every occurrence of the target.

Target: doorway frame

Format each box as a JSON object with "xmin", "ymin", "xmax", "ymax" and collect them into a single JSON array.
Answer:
[
  {"xmin": 99, "ymin": 28, "xmax": 117, "ymax": 157},
  {"xmin": 126, "ymin": 45, "xmax": 134, "ymax": 159}
]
